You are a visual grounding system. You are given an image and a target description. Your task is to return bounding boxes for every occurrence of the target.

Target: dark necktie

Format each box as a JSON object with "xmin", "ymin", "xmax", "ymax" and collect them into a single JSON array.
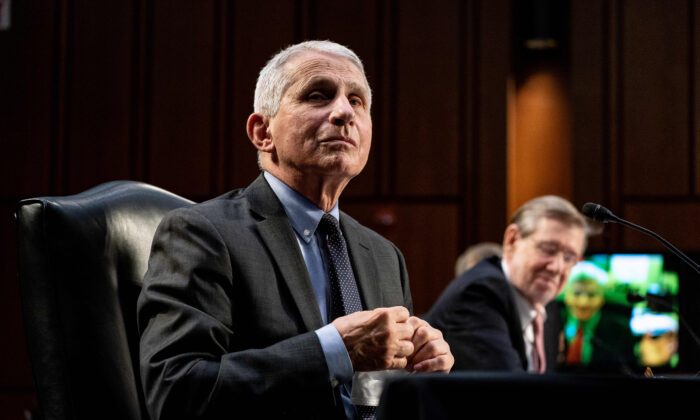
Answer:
[
  {"xmin": 318, "ymin": 213, "xmax": 363, "ymax": 319},
  {"xmin": 318, "ymin": 213, "xmax": 375, "ymax": 419}
]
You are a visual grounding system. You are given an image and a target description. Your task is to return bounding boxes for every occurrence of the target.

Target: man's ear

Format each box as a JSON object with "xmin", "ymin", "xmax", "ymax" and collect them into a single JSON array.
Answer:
[
  {"xmin": 247, "ymin": 113, "xmax": 274, "ymax": 152},
  {"xmin": 502, "ymin": 224, "xmax": 520, "ymax": 256}
]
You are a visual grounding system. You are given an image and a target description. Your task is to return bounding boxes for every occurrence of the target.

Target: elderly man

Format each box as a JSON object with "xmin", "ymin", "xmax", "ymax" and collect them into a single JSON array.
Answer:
[
  {"xmin": 138, "ymin": 40, "xmax": 453, "ymax": 420},
  {"xmin": 426, "ymin": 195, "xmax": 587, "ymax": 372}
]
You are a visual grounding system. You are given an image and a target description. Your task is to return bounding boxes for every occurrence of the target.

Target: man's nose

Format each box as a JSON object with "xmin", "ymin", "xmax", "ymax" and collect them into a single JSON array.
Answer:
[
  {"xmin": 329, "ymin": 96, "xmax": 355, "ymax": 126},
  {"xmin": 546, "ymin": 252, "xmax": 566, "ymax": 272}
]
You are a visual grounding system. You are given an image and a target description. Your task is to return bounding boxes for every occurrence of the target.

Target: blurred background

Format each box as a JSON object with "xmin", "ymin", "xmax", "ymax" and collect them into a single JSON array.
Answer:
[{"xmin": 2, "ymin": 0, "xmax": 700, "ymax": 417}]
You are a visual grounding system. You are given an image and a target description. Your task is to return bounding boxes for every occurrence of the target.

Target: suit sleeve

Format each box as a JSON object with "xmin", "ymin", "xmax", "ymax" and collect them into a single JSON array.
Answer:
[
  {"xmin": 430, "ymin": 278, "xmax": 525, "ymax": 371},
  {"xmin": 137, "ymin": 208, "xmax": 337, "ymax": 420},
  {"xmin": 396, "ymin": 245, "xmax": 414, "ymax": 314}
]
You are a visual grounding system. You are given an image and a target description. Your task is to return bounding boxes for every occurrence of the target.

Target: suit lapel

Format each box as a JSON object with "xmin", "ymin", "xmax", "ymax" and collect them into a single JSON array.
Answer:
[
  {"xmin": 504, "ymin": 280, "xmax": 529, "ymax": 369},
  {"xmin": 340, "ymin": 214, "xmax": 381, "ymax": 310},
  {"xmin": 490, "ymin": 258, "xmax": 529, "ymax": 370},
  {"xmin": 247, "ymin": 175, "xmax": 324, "ymax": 331}
]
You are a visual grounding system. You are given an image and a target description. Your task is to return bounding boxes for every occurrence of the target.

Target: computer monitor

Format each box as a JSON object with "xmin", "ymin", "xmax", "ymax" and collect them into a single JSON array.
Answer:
[{"xmin": 548, "ymin": 252, "xmax": 700, "ymax": 375}]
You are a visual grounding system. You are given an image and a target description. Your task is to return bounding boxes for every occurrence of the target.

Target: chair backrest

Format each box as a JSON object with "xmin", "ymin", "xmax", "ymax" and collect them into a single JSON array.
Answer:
[{"xmin": 15, "ymin": 181, "xmax": 194, "ymax": 420}]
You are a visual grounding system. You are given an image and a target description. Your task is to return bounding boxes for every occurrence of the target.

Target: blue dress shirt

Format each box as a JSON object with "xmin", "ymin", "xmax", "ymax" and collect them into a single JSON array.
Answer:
[{"xmin": 263, "ymin": 172, "xmax": 356, "ymax": 418}]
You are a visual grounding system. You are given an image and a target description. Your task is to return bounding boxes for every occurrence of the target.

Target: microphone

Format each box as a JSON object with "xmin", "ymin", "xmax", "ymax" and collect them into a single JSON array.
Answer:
[
  {"xmin": 581, "ymin": 203, "xmax": 700, "ymax": 275},
  {"xmin": 581, "ymin": 202, "xmax": 618, "ymax": 223}
]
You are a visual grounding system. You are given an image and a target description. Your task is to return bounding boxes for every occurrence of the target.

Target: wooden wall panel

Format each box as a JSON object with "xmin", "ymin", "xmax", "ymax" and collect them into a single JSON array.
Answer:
[
  {"xmin": 571, "ymin": 0, "xmax": 606, "ymax": 205},
  {"xmin": 508, "ymin": 67, "xmax": 573, "ymax": 213},
  {"xmin": 375, "ymin": 0, "xmax": 396, "ymax": 197},
  {"xmin": 229, "ymin": 1, "xmax": 297, "ymax": 191},
  {"xmin": 393, "ymin": 204, "xmax": 459, "ymax": 315},
  {"xmin": 395, "ymin": 0, "xmax": 460, "ymax": 197},
  {"xmin": 66, "ymin": 1, "xmax": 135, "ymax": 193},
  {"xmin": 605, "ymin": 0, "xmax": 622, "ymax": 230},
  {"xmin": 695, "ymin": 1, "xmax": 700, "ymax": 196},
  {"xmin": 571, "ymin": 0, "xmax": 608, "ymax": 251},
  {"xmin": 342, "ymin": 203, "xmax": 459, "ymax": 315},
  {"xmin": 210, "ymin": 1, "xmax": 231, "ymax": 194},
  {"xmin": 624, "ymin": 202, "xmax": 700, "ymax": 251},
  {"xmin": 148, "ymin": 0, "xmax": 216, "ymax": 198},
  {"xmin": 0, "ymin": 1, "xmax": 55, "ymax": 197},
  {"xmin": 315, "ymin": 0, "xmax": 380, "ymax": 197},
  {"xmin": 475, "ymin": 0, "xmax": 509, "ymax": 242},
  {"xmin": 570, "ymin": 0, "xmax": 700, "ymax": 254},
  {"xmin": 621, "ymin": 0, "xmax": 690, "ymax": 196}
]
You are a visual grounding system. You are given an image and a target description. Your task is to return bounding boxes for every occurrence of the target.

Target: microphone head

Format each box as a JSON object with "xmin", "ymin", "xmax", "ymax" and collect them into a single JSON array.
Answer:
[{"xmin": 582, "ymin": 202, "xmax": 617, "ymax": 223}]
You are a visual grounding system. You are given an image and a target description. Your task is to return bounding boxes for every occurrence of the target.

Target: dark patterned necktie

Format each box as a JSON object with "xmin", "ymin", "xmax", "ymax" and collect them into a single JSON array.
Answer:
[
  {"xmin": 318, "ymin": 213, "xmax": 363, "ymax": 319},
  {"xmin": 318, "ymin": 214, "xmax": 375, "ymax": 419}
]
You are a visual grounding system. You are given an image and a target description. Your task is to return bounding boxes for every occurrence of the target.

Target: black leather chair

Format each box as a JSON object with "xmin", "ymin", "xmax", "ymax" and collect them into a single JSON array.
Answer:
[{"xmin": 15, "ymin": 181, "xmax": 193, "ymax": 420}]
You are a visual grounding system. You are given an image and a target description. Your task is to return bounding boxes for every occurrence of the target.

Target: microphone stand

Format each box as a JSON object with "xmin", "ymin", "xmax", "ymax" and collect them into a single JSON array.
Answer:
[
  {"xmin": 600, "ymin": 212, "xmax": 700, "ymax": 276},
  {"xmin": 610, "ymin": 215, "xmax": 700, "ymax": 374},
  {"xmin": 584, "ymin": 203, "xmax": 700, "ymax": 374}
]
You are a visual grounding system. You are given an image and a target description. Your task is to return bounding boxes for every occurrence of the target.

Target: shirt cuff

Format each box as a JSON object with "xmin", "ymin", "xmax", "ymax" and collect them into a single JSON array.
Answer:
[{"xmin": 315, "ymin": 323, "xmax": 354, "ymax": 386}]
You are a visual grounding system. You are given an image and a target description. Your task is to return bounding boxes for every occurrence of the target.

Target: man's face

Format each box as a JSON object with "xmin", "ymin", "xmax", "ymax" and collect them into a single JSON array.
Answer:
[
  {"xmin": 564, "ymin": 280, "xmax": 604, "ymax": 321},
  {"xmin": 503, "ymin": 217, "xmax": 585, "ymax": 307},
  {"xmin": 265, "ymin": 50, "xmax": 372, "ymax": 182}
]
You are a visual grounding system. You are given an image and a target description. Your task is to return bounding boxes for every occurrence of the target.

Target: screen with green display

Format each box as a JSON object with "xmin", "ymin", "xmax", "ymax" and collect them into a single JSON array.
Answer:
[{"xmin": 550, "ymin": 253, "xmax": 682, "ymax": 374}]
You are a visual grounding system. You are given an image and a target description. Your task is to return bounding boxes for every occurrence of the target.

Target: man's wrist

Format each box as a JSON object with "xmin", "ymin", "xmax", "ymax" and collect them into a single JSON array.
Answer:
[{"xmin": 315, "ymin": 323, "xmax": 354, "ymax": 385}]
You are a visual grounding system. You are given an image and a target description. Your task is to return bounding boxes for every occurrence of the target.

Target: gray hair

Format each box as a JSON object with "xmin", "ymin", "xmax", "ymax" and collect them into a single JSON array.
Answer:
[
  {"xmin": 253, "ymin": 40, "xmax": 372, "ymax": 117},
  {"xmin": 510, "ymin": 195, "xmax": 590, "ymax": 250}
]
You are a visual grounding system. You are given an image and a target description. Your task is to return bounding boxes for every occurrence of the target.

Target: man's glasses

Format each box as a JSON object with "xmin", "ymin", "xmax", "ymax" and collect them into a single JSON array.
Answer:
[{"xmin": 530, "ymin": 239, "xmax": 581, "ymax": 267}]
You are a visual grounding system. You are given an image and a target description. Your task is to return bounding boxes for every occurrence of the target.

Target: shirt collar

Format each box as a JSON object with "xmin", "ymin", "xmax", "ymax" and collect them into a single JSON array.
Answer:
[{"xmin": 264, "ymin": 171, "xmax": 340, "ymax": 243}]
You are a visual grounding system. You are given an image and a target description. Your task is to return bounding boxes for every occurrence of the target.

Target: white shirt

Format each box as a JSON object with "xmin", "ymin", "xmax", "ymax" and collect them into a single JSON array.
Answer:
[{"xmin": 501, "ymin": 259, "xmax": 546, "ymax": 373}]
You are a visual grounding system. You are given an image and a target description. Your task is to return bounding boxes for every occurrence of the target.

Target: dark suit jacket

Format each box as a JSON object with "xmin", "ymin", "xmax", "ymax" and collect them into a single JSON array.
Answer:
[
  {"xmin": 424, "ymin": 256, "xmax": 529, "ymax": 371},
  {"xmin": 137, "ymin": 175, "xmax": 412, "ymax": 419}
]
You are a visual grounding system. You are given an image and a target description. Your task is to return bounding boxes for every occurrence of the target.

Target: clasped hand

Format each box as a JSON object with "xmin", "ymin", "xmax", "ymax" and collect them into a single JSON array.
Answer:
[{"xmin": 331, "ymin": 306, "xmax": 454, "ymax": 373}]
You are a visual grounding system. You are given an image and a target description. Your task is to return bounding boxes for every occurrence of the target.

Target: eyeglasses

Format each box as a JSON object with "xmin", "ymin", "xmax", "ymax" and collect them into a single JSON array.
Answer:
[{"xmin": 530, "ymin": 239, "xmax": 581, "ymax": 267}]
